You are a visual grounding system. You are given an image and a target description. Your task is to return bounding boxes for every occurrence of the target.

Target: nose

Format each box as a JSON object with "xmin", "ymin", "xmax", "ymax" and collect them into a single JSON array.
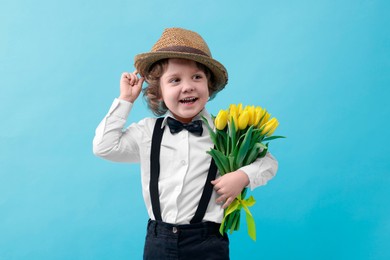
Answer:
[{"xmin": 182, "ymin": 80, "xmax": 194, "ymax": 93}]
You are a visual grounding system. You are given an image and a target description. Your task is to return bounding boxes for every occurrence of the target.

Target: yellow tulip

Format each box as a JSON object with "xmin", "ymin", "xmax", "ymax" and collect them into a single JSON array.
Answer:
[
  {"xmin": 258, "ymin": 111, "xmax": 271, "ymax": 128},
  {"xmin": 261, "ymin": 118, "xmax": 279, "ymax": 136},
  {"xmin": 214, "ymin": 110, "xmax": 228, "ymax": 130},
  {"xmin": 229, "ymin": 104, "xmax": 238, "ymax": 116},
  {"xmin": 237, "ymin": 111, "xmax": 250, "ymax": 130},
  {"xmin": 237, "ymin": 103, "xmax": 243, "ymax": 115},
  {"xmin": 229, "ymin": 110, "xmax": 238, "ymax": 130},
  {"xmin": 254, "ymin": 107, "xmax": 264, "ymax": 127},
  {"xmin": 245, "ymin": 106, "xmax": 255, "ymax": 126}
]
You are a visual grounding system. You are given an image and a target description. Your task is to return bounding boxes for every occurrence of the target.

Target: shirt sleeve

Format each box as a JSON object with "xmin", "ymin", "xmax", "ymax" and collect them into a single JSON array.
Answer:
[
  {"xmin": 92, "ymin": 98, "xmax": 142, "ymax": 163},
  {"xmin": 239, "ymin": 152, "xmax": 279, "ymax": 190}
]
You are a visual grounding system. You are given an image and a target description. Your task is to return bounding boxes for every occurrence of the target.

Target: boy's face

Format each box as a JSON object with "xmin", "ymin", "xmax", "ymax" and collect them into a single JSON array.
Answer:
[{"xmin": 160, "ymin": 58, "xmax": 209, "ymax": 123}]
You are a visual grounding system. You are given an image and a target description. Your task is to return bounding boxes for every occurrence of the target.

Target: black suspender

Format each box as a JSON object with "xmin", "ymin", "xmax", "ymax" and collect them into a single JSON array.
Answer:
[
  {"xmin": 149, "ymin": 117, "xmax": 218, "ymax": 223},
  {"xmin": 150, "ymin": 117, "xmax": 164, "ymax": 221},
  {"xmin": 190, "ymin": 158, "xmax": 217, "ymax": 224}
]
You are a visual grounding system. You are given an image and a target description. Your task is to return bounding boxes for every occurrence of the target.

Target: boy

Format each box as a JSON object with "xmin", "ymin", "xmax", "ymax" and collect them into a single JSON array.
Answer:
[{"xmin": 93, "ymin": 28, "xmax": 278, "ymax": 259}]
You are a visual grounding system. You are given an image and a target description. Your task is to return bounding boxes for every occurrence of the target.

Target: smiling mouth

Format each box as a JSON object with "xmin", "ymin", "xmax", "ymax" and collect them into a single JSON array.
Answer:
[{"xmin": 179, "ymin": 97, "xmax": 198, "ymax": 104}]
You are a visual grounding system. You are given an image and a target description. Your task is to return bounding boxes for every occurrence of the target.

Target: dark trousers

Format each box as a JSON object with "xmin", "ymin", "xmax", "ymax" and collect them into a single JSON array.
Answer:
[{"xmin": 143, "ymin": 220, "xmax": 229, "ymax": 260}]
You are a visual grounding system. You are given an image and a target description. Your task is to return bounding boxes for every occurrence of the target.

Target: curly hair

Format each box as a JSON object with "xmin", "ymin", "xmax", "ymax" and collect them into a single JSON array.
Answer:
[{"xmin": 142, "ymin": 59, "xmax": 218, "ymax": 116}]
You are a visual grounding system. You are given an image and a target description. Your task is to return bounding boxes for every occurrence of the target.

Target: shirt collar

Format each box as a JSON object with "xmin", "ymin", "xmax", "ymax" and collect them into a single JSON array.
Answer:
[{"xmin": 161, "ymin": 109, "xmax": 212, "ymax": 129}]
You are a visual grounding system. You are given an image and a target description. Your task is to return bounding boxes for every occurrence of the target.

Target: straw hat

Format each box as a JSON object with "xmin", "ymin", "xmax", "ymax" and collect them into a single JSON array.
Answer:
[{"xmin": 134, "ymin": 28, "xmax": 228, "ymax": 92}]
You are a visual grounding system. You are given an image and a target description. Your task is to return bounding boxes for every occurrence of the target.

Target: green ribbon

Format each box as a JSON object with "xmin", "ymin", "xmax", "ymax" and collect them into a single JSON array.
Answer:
[{"xmin": 220, "ymin": 195, "xmax": 257, "ymax": 241}]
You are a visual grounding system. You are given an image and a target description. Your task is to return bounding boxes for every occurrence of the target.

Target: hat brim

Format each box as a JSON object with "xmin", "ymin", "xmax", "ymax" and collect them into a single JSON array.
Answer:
[{"xmin": 134, "ymin": 51, "xmax": 228, "ymax": 92}]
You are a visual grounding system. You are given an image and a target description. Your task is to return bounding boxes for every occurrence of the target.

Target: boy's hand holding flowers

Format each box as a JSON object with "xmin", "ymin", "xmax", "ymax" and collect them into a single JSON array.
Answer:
[{"xmin": 212, "ymin": 170, "xmax": 249, "ymax": 209}]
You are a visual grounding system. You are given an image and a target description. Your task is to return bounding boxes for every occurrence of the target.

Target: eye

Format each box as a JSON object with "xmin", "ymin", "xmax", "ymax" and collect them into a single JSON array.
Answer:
[
  {"xmin": 169, "ymin": 77, "xmax": 180, "ymax": 84},
  {"xmin": 193, "ymin": 74, "xmax": 203, "ymax": 80}
]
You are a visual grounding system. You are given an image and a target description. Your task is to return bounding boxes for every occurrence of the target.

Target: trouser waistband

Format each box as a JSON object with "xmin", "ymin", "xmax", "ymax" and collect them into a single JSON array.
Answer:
[{"xmin": 147, "ymin": 219, "xmax": 223, "ymax": 238}]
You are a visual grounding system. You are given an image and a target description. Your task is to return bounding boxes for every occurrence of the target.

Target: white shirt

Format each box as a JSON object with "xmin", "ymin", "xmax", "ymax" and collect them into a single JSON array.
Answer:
[{"xmin": 93, "ymin": 99, "xmax": 278, "ymax": 224}]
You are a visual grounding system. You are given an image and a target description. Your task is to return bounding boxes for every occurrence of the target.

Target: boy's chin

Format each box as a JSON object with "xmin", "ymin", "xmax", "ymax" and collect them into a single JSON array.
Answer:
[{"xmin": 174, "ymin": 111, "xmax": 201, "ymax": 123}]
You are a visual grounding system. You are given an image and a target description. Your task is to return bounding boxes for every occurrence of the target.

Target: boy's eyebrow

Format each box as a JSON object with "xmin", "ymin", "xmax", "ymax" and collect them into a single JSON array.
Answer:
[
  {"xmin": 164, "ymin": 69, "xmax": 204, "ymax": 78},
  {"xmin": 164, "ymin": 72, "xmax": 180, "ymax": 78},
  {"xmin": 162, "ymin": 73, "xmax": 180, "ymax": 81}
]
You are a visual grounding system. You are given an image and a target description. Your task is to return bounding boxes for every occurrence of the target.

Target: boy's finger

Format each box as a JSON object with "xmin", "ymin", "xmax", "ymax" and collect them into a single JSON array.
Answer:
[
  {"xmin": 134, "ymin": 70, "xmax": 145, "ymax": 78},
  {"xmin": 121, "ymin": 72, "xmax": 129, "ymax": 79},
  {"xmin": 137, "ymin": 77, "xmax": 145, "ymax": 86},
  {"xmin": 129, "ymin": 76, "xmax": 136, "ymax": 85},
  {"xmin": 222, "ymin": 197, "xmax": 233, "ymax": 209},
  {"xmin": 211, "ymin": 178, "xmax": 220, "ymax": 185},
  {"xmin": 216, "ymin": 194, "xmax": 225, "ymax": 204}
]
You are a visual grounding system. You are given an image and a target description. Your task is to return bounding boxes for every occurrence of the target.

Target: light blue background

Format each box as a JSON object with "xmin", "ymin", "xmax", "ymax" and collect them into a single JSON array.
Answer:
[{"xmin": 1, "ymin": 0, "xmax": 389, "ymax": 259}]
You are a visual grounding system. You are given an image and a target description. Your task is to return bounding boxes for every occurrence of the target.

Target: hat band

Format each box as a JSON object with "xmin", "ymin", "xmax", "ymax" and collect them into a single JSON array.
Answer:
[{"xmin": 156, "ymin": 46, "xmax": 209, "ymax": 57}]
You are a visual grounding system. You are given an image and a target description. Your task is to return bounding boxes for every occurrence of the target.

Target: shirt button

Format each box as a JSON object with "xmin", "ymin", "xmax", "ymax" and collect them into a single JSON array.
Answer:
[
  {"xmin": 172, "ymin": 227, "xmax": 178, "ymax": 234},
  {"xmin": 181, "ymin": 160, "xmax": 186, "ymax": 165}
]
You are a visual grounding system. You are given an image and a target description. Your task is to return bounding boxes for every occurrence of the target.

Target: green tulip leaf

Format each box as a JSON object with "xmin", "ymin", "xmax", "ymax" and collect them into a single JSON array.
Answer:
[
  {"xmin": 228, "ymin": 155, "xmax": 236, "ymax": 172},
  {"xmin": 208, "ymin": 149, "xmax": 230, "ymax": 175},
  {"xmin": 241, "ymin": 188, "xmax": 248, "ymax": 199},
  {"xmin": 257, "ymin": 143, "xmax": 269, "ymax": 158},
  {"xmin": 216, "ymin": 130, "xmax": 228, "ymax": 154},
  {"xmin": 202, "ymin": 116, "xmax": 217, "ymax": 143},
  {"xmin": 235, "ymin": 126, "xmax": 254, "ymax": 168},
  {"xmin": 230, "ymin": 119, "xmax": 237, "ymax": 150},
  {"xmin": 243, "ymin": 143, "xmax": 262, "ymax": 165},
  {"xmin": 262, "ymin": 135, "xmax": 286, "ymax": 142},
  {"xmin": 231, "ymin": 211, "xmax": 240, "ymax": 232}
]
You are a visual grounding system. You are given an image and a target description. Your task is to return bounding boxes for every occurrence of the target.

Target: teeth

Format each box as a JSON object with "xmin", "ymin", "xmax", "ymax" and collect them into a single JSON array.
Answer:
[{"xmin": 181, "ymin": 97, "xmax": 197, "ymax": 103}]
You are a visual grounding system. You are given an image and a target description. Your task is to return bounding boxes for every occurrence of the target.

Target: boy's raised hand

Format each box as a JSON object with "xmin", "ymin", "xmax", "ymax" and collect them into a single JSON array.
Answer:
[
  {"xmin": 212, "ymin": 170, "xmax": 250, "ymax": 209},
  {"xmin": 119, "ymin": 71, "xmax": 144, "ymax": 103}
]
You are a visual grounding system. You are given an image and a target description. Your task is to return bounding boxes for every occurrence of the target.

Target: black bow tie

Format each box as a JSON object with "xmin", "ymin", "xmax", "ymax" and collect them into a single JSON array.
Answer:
[{"xmin": 167, "ymin": 117, "xmax": 203, "ymax": 136}]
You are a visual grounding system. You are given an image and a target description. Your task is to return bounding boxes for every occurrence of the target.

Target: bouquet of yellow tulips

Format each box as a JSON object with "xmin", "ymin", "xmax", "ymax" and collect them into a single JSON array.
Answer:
[{"xmin": 203, "ymin": 104, "xmax": 284, "ymax": 241}]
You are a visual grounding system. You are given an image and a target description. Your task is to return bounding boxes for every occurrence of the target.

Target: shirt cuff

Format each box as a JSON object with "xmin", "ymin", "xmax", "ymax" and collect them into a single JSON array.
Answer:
[
  {"xmin": 108, "ymin": 98, "xmax": 133, "ymax": 119},
  {"xmin": 239, "ymin": 154, "xmax": 278, "ymax": 190},
  {"xmin": 239, "ymin": 163, "xmax": 262, "ymax": 190}
]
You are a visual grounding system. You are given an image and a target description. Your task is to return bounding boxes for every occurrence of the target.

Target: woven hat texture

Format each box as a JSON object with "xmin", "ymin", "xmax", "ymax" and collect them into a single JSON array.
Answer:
[{"xmin": 134, "ymin": 28, "xmax": 228, "ymax": 91}]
